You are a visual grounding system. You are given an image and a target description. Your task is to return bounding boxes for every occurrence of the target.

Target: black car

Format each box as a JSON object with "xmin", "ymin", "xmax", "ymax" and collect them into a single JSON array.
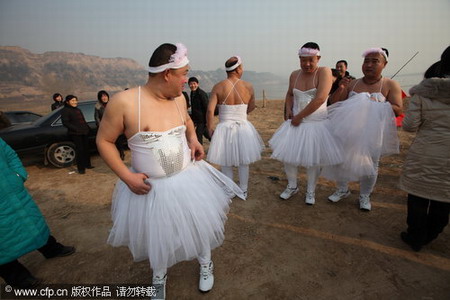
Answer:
[
  {"xmin": 4, "ymin": 111, "xmax": 43, "ymax": 125},
  {"xmin": 0, "ymin": 100, "xmax": 98, "ymax": 168}
]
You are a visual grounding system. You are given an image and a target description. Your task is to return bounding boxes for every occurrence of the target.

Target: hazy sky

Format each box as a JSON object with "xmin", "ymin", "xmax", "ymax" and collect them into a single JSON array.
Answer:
[{"xmin": 1, "ymin": 0, "xmax": 449, "ymax": 86}]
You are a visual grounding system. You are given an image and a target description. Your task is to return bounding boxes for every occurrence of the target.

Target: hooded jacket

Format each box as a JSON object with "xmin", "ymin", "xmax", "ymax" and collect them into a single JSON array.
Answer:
[{"xmin": 399, "ymin": 78, "xmax": 450, "ymax": 202}]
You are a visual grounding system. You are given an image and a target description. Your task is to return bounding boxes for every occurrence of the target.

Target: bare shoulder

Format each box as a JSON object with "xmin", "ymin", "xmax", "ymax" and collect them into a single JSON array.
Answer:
[
  {"xmin": 348, "ymin": 77, "xmax": 360, "ymax": 89},
  {"xmin": 212, "ymin": 79, "xmax": 229, "ymax": 92},
  {"xmin": 110, "ymin": 87, "xmax": 138, "ymax": 106},
  {"xmin": 174, "ymin": 94, "xmax": 187, "ymax": 109},
  {"xmin": 318, "ymin": 66, "xmax": 331, "ymax": 76},
  {"xmin": 290, "ymin": 69, "xmax": 300, "ymax": 79},
  {"xmin": 242, "ymin": 80, "xmax": 254, "ymax": 89},
  {"xmin": 384, "ymin": 77, "xmax": 401, "ymax": 89}
]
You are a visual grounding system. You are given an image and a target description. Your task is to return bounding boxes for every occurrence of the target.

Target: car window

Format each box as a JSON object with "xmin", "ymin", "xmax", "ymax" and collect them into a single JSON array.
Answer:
[
  {"xmin": 78, "ymin": 103, "xmax": 95, "ymax": 123},
  {"xmin": 5, "ymin": 112, "xmax": 41, "ymax": 124}
]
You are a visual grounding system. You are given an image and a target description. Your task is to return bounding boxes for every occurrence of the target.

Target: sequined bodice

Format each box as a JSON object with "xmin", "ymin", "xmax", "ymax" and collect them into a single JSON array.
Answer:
[
  {"xmin": 218, "ymin": 104, "xmax": 248, "ymax": 122},
  {"xmin": 293, "ymin": 88, "xmax": 327, "ymax": 122},
  {"xmin": 128, "ymin": 125, "xmax": 190, "ymax": 178}
]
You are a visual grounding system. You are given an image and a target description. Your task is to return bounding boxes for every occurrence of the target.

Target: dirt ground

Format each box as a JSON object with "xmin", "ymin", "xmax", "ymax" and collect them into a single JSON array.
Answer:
[{"xmin": 4, "ymin": 100, "xmax": 450, "ymax": 299}]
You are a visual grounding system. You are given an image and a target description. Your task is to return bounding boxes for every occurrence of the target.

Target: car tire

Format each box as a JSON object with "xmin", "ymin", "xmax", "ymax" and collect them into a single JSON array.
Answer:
[{"xmin": 46, "ymin": 142, "xmax": 76, "ymax": 168}]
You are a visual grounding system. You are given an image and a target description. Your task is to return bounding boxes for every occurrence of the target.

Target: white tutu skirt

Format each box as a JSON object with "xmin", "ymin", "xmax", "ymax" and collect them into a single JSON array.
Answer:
[
  {"xmin": 321, "ymin": 93, "xmax": 399, "ymax": 181},
  {"xmin": 269, "ymin": 119, "xmax": 343, "ymax": 167},
  {"xmin": 207, "ymin": 120, "xmax": 264, "ymax": 166},
  {"xmin": 107, "ymin": 160, "xmax": 244, "ymax": 271}
]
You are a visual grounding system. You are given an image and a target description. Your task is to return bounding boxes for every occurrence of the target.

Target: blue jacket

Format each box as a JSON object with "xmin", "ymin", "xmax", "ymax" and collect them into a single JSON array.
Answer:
[{"xmin": 0, "ymin": 138, "xmax": 50, "ymax": 264}]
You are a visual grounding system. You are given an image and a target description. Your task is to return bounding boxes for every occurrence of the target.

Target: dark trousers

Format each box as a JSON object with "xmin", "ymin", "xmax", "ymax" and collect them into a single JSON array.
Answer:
[
  {"xmin": 115, "ymin": 134, "xmax": 127, "ymax": 160},
  {"xmin": 406, "ymin": 194, "xmax": 450, "ymax": 245},
  {"xmin": 195, "ymin": 123, "xmax": 211, "ymax": 145},
  {"xmin": 0, "ymin": 236, "xmax": 62, "ymax": 286},
  {"xmin": 71, "ymin": 134, "xmax": 91, "ymax": 171}
]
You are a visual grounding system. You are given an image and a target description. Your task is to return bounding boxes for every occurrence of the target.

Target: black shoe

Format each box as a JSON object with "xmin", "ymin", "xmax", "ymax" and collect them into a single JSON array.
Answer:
[
  {"xmin": 78, "ymin": 170, "xmax": 85, "ymax": 174},
  {"xmin": 13, "ymin": 276, "xmax": 42, "ymax": 289},
  {"xmin": 56, "ymin": 246, "xmax": 76, "ymax": 257},
  {"xmin": 86, "ymin": 166, "xmax": 94, "ymax": 169},
  {"xmin": 5, "ymin": 274, "xmax": 42, "ymax": 289},
  {"xmin": 400, "ymin": 232, "xmax": 422, "ymax": 252},
  {"xmin": 45, "ymin": 246, "xmax": 76, "ymax": 259}
]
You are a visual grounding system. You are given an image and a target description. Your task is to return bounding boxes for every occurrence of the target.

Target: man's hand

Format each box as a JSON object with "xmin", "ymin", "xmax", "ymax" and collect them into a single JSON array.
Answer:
[
  {"xmin": 339, "ymin": 76, "xmax": 352, "ymax": 89},
  {"xmin": 189, "ymin": 139, "xmax": 205, "ymax": 161},
  {"xmin": 291, "ymin": 114, "xmax": 303, "ymax": 127},
  {"xmin": 123, "ymin": 172, "xmax": 151, "ymax": 195}
]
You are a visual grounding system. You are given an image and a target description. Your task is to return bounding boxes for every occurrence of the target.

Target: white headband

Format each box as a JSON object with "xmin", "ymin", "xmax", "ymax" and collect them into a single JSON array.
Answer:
[
  {"xmin": 225, "ymin": 56, "xmax": 242, "ymax": 71},
  {"xmin": 362, "ymin": 48, "xmax": 388, "ymax": 62},
  {"xmin": 148, "ymin": 43, "xmax": 189, "ymax": 73},
  {"xmin": 298, "ymin": 47, "xmax": 320, "ymax": 57}
]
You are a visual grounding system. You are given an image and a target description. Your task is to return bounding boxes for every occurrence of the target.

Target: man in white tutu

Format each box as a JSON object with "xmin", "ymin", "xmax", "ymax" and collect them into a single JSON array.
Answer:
[
  {"xmin": 206, "ymin": 56, "xmax": 265, "ymax": 199},
  {"xmin": 325, "ymin": 47, "xmax": 402, "ymax": 211},
  {"xmin": 96, "ymin": 43, "xmax": 244, "ymax": 298},
  {"xmin": 269, "ymin": 42, "xmax": 343, "ymax": 205}
]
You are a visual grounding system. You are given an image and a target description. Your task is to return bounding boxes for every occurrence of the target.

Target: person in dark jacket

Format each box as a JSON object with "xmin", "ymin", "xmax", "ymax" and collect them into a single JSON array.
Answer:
[
  {"xmin": 0, "ymin": 138, "xmax": 75, "ymax": 288},
  {"xmin": 189, "ymin": 77, "xmax": 211, "ymax": 144},
  {"xmin": 50, "ymin": 93, "xmax": 64, "ymax": 111},
  {"xmin": 95, "ymin": 90, "xmax": 126, "ymax": 160},
  {"xmin": 182, "ymin": 91, "xmax": 191, "ymax": 115},
  {"xmin": 61, "ymin": 95, "xmax": 93, "ymax": 174},
  {"xmin": 94, "ymin": 90, "xmax": 109, "ymax": 126}
]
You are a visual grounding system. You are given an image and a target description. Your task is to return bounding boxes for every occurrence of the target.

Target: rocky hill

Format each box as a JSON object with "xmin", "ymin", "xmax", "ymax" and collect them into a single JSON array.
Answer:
[{"xmin": 0, "ymin": 46, "xmax": 285, "ymax": 112}]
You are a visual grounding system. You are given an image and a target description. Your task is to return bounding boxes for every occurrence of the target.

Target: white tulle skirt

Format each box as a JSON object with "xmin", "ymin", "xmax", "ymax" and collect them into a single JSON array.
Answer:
[
  {"xmin": 321, "ymin": 93, "xmax": 399, "ymax": 181},
  {"xmin": 107, "ymin": 160, "xmax": 243, "ymax": 271},
  {"xmin": 269, "ymin": 119, "xmax": 343, "ymax": 167},
  {"xmin": 207, "ymin": 120, "xmax": 264, "ymax": 166}
]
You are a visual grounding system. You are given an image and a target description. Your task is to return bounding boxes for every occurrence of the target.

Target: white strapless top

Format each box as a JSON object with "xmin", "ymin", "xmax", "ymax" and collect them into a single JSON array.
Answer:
[
  {"xmin": 127, "ymin": 125, "xmax": 191, "ymax": 178},
  {"xmin": 218, "ymin": 104, "xmax": 248, "ymax": 122},
  {"xmin": 349, "ymin": 91, "xmax": 386, "ymax": 103},
  {"xmin": 293, "ymin": 88, "xmax": 327, "ymax": 122}
]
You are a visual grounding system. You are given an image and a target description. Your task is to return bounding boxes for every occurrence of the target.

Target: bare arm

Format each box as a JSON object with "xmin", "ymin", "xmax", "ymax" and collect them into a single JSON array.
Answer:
[
  {"xmin": 207, "ymin": 86, "xmax": 219, "ymax": 136},
  {"xmin": 386, "ymin": 79, "xmax": 403, "ymax": 117},
  {"xmin": 291, "ymin": 67, "xmax": 332, "ymax": 126},
  {"xmin": 284, "ymin": 71, "xmax": 296, "ymax": 120},
  {"xmin": 96, "ymin": 93, "xmax": 150, "ymax": 195},
  {"xmin": 247, "ymin": 84, "xmax": 256, "ymax": 114}
]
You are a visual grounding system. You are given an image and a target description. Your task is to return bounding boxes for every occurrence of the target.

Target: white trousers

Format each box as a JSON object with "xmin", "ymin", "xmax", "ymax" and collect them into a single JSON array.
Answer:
[
  {"xmin": 221, "ymin": 165, "xmax": 249, "ymax": 192},
  {"xmin": 284, "ymin": 163, "xmax": 321, "ymax": 194},
  {"xmin": 153, "ymin": 252, "xmax": 211, "ymax": 278},
  {"xmin": 336, "ymin": 159, "xmax": 380, "ymax": 195}
]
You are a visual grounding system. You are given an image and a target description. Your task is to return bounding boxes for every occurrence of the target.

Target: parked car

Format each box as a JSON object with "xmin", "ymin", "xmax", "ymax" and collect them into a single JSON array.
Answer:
[
  {"xmin": 0, "ymin": 100, "xmax": 98, "ymax": 168},
  {"xmin": 4, "ymin": 111, "xmax": 43, "ymax": 125}
]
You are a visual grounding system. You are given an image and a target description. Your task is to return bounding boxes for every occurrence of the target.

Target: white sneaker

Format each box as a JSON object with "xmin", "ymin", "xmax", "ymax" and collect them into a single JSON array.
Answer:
[
  {"xmin": 328, "ymin": 189, "xmax": 351, "ymax": 203},
  {"xmin": 199, "ymin": 261, "xmax": 214, "ymax": 293},
  {"xmin": 359, "ymin": 194, "xmax": 371, "ymax": 211},
  {"xmin": 305, "ymin": 192, "xmax": 315, "ymax": 205},
  {"xmin": 243, "ymin": 191, "xmax": 248, "ymax": 200},
  {"xmin": 279, "ymin": 186, "xmax": 299, "ymax": 200},
  {"xmin": 152, "ymin": 273, "xmax": 167, "ymax": 300}
]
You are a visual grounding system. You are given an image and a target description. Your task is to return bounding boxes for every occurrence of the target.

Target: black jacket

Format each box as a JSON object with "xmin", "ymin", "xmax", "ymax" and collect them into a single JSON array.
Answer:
[
  {"xmin": 190, "ymin": 88, "xmax": 209, "ymax": 124},
  {"xmin": 61, "ymin": 105, "xmax": 90, "ymax": 135}
]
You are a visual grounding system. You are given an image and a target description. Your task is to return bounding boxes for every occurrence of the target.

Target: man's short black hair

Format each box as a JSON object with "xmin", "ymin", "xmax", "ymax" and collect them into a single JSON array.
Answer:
[
  {"xmin": 188, "ymin": 77, "xmax": 198, "ymax": 84},
  {"xmin": 336, "ymin": 60, "xmax": 348, "ymax": 67}
]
